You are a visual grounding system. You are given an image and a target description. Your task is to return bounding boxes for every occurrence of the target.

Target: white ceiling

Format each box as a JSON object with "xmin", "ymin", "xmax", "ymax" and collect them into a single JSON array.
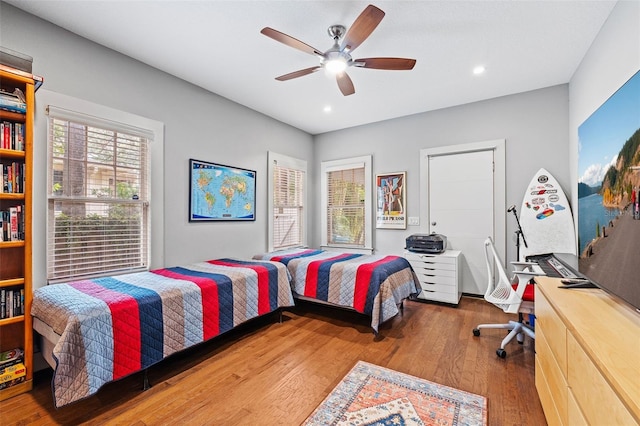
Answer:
[{"xmin": 7, "ymin": 1, "xmax": 616, "ymax": 135}]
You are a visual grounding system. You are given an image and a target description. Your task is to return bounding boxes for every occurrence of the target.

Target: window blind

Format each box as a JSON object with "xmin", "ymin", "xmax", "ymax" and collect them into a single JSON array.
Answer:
[
  {"xmin": 273, "ymin": 163, "xmax": 304, "ymax": 250},
  {"xmin": 326, "ymin": 166, "xmax": 365, "ymax": 246},
  {"xmin": 47, "ymin": 109, "xmax": 150, "ymax": 282}
]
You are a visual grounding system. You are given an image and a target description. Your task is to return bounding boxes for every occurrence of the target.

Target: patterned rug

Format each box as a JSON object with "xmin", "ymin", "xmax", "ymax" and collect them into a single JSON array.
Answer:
[{"xmin": 303, "ymin": 361, "xmax": 487, "ymax": 425}]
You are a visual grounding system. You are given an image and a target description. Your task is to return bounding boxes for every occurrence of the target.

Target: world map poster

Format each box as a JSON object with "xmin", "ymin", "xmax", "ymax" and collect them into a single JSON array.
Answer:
[{"xmin": 189, "ymin": 159, "xmax": 256, "ymax": 221}]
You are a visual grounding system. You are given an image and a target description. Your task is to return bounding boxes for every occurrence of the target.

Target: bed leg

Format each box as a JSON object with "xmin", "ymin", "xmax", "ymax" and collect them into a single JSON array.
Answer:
[
  {"xmin": 400, "ymin": 300, "xmax": 404, "ymax": 312},
  {"xmin": 143, "ymin": 369, "xmax": 150, "ymax": 391}
]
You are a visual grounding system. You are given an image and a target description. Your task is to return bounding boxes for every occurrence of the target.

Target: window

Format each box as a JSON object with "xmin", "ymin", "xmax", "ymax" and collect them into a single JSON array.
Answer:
[
  {"xmin": 46, "ymin": 105, "xmax": 153, "ymax": 282},
  {"xmin": 268, "ymin": 152, "xmax": 307, "ymax": 251},
  {"xmin": 321, "ymin": 155, "xmax": 372, "ymax": 251}
]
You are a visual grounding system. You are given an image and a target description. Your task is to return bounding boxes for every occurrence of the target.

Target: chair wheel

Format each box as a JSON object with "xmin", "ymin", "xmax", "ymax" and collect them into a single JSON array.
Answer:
[
  {"xmin": 473, "ymin": 329, "xmax": 480, "ymax": 336},
  {"xmin": 496, "ymin": 349, "xmax": 507, "ymax": 358}
]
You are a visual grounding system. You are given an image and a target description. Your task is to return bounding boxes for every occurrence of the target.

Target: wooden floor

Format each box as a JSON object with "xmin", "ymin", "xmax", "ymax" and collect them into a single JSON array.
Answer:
[{"xmin": 1, "ymin": 296, "xmax": 547, "ymax": 425}]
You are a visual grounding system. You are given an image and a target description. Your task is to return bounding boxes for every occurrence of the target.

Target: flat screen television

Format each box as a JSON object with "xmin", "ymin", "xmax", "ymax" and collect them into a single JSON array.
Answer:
[{"xmin": 577, "ymin": 69, "xmax": 640, "ymax": 313}]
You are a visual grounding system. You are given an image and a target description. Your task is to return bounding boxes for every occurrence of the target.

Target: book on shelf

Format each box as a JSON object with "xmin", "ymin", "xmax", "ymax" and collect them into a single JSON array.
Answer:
[
  {"xmin": 1, "ymin": 162, "xmax": 24, "ymax": 194},
  {"xmin": 0, "ymin": 288, "xmax": 25, "ymax": 319},
  {"xmin": 0, "ymin": 90, "xmax": 26, "ymax": 114},
  {"xmin": 0, "ymin": 348, "xmax": 24, "ymax": 367},
  {"xmin": 0, "ymin": 362, "xmax": 26, "ymax": 390},
  {"xmin": 9, "ymin": 206, "xmax": 18, "ymax": 241},
  {"xmin": 0, "ymin": 205, "xmax": 24, "ymax": 241},
  {"xmin": 1, "ymin": 121, "xmax": 25, "ymax": 151}
]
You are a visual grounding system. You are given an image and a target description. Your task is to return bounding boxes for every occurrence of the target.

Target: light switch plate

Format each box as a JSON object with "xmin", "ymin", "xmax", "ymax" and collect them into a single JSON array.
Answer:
[{"xmin": 408, "ymin": 217, "xmax": 419, "ymax": 226}]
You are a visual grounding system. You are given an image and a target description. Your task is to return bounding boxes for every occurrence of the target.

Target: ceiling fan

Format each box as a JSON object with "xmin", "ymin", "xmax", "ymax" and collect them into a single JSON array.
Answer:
[{"xmin": 261, "ymin": 4, "xmax": 416, "ymax": 96}]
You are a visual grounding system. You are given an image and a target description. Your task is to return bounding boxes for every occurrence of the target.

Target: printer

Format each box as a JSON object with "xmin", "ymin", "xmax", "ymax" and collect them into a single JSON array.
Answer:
[{"xmin": 405, "ymin": 233, "xmax": 447, "ymax": 254}]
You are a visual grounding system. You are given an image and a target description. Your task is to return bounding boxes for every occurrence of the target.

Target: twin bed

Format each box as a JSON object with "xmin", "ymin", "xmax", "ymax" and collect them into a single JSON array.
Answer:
[
  {"xmin": 32, "ymin": 249, "xmax": 419, "ymax": 407},
  {"xmin": 253, "ymin": 248, "xmax": 419, "ymax": 332}
]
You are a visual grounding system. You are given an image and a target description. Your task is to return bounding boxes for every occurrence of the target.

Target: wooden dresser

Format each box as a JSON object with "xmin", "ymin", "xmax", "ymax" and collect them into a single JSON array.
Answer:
[{"xmin": 534, "ymin": 276, "xmax": 640, "ymax": 425}]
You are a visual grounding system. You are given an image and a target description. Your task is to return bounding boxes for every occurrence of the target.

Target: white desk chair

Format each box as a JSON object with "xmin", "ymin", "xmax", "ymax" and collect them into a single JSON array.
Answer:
[{"xmin": 473, "ymin": 236, "xmax": 543, "ymax": 358}]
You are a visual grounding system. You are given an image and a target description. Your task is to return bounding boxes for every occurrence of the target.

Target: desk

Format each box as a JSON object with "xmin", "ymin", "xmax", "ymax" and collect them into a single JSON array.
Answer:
[{"xmin": 534, "ymin": 276, "xmax": 640, "ymax": 425}]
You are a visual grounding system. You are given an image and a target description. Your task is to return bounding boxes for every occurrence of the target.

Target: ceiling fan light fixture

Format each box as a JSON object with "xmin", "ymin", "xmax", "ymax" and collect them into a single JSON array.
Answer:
[{"xmin": 325, "ymin": 57, "xmax": 348, "ymax": 74}]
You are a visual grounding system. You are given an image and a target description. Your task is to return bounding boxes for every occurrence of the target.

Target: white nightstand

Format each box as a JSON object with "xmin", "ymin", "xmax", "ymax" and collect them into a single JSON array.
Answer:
[{"xmin": 404, "ymin": 250, "xmax": 462, "ymax": 305}]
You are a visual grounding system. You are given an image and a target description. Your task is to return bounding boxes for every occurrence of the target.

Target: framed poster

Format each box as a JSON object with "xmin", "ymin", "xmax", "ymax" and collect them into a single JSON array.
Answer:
[
  {"xmin": 376, "ymin": 171, "xmax": 406, "ymax": 229},
  {"xmin": 189, "ymin": 158, "xmax": 256, "ymax": 221}
]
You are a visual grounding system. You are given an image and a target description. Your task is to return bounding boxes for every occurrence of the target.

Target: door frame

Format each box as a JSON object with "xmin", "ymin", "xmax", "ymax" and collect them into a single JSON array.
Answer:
[{"xmin": 419, "ymin": 139, "xmax": 506, "ymax": 262}]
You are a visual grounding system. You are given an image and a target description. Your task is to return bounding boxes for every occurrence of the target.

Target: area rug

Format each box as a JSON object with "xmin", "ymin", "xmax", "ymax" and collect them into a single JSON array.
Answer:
[{"xmin": 303, "ymin": 361, "xmax": 487, "ymax": 425}]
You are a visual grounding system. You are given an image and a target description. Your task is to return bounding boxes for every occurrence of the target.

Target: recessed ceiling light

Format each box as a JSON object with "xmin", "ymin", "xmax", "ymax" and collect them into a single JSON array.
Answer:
[
  {"xmin": 473, "ymin": 65, "xmax": 486, "ymax": 75},
  {"xmin": 323, "ymin": 105, "xmax": 332, "ymax": 113}
]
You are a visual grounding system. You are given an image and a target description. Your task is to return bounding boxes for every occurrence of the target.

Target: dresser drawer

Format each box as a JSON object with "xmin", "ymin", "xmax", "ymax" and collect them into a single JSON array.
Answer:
[
  {"xmin": 417, "ymin": 280, "xmax": 457, "ymax": 294},
  {"xmin": 415, "ymin": 289, "xmax": 460, "ymax": 304},
  {"xmin": 535, "ymin": 289, "xmax": 567, "ymax": 378},
  {"xmin": 404, "ymin": 252, "xmax": 457, "ymax": 265},
  {"xmin": 409, "ymin": 260, "xmax": 456, "ymax": 274},
  {"xmin": 413, "ymin": 271, "xmax": 456, "ymax": 286},
  {"xmin": 567, "ymin": 331, "xmax": 637, "ymax": 425},
  {"xmin": 536, "ymin": 325, "xmax": 567, "ymax": 424},
  {"xmin": 567, "ymin": 389, "xmax": 588, "ymax": 426},
  {"xmin": 536, "ymin": 355, "xmax": 564, "ymax": 426}
]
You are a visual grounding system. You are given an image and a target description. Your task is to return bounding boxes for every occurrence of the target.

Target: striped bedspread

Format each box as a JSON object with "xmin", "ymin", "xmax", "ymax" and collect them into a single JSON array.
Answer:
[
  {"xmin": 254, "ymin": 249, "xmax": 419, "ymax": 332},
  {"xmin": 31, "ymin": 259, "xmax": 294, "ymax": 408}
]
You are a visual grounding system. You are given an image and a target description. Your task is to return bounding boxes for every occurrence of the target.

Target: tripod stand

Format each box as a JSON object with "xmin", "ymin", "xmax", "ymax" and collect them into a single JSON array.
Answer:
[{"xmin": 507, "ymin": 205, "xmax": 527, "ymax": 261}]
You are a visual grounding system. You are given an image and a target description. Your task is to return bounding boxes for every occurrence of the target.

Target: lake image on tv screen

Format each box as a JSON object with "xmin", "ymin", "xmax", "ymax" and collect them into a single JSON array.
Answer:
[{"xmin": 577, "ymin": 70, "xmax": 640, "ymax": 309}]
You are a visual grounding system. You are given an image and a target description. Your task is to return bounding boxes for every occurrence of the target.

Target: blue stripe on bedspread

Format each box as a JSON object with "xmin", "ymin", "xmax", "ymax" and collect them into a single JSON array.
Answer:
[
  {"xmin": 316, "ymin": 254, "xmax": 362, "ymax": 300},
  {"xmin": 275, "ymin": 250, "xmax": 324, "ymax": 266},
  {"xmin": 361, "ymin": 256, "xmax": 412, "ymax": 315}
]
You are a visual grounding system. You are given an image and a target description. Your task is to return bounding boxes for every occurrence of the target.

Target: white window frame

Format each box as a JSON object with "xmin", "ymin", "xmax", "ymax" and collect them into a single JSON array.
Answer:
[
  {"xmin": 320, "ymin": 155, "xmax": 373, "ymax": 253},
  {"xmin": 42, "ymin": 91, "xmax": 164, "ymax": 282},
  {"xmin": 267, "ymin": 151, "xmax": 307, "ymax": 251}
]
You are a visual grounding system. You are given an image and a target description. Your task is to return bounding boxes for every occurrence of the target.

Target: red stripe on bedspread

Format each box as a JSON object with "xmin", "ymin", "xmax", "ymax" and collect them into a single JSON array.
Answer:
[
  {"xmin": 152, "ymin": 269, "xmax": 220, "ymax": 339},
  {"xmin": 206, "ymin": 260, "xmax": 270, "ymax": 315},
  {"xmin": 304, "ymin": 253, "xmax": 354, "ymax": 298},
  {"xmin": 353, "ymin": 256, "xmax": 397, "ymax": 312},
  {"xmin": 69, "ymin": 281, "xmax": 141, "ymax": 379}
]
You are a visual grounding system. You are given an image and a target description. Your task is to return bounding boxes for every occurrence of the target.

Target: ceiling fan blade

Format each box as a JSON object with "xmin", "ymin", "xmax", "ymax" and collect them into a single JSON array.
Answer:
[
  {"xmin": 261, "ymin": 27, "xmax": 325, "ymax": 57},
  {"xmin": 336, "ymin": 72, "xmax": 355, "ymax": 96},
  {"xmin": 340, "ymin": 4, "xmax": 385, "ymax": 53},
  {"xmin": 275, "ymin": 66, "xmax": 321, "ymax": 81},
  {"xmin": 354, "ymin": 57, "xmax": 417, "ymax": 70}
]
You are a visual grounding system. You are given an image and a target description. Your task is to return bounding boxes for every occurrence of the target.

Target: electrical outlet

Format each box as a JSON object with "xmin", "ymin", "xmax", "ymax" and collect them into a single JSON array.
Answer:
[{"xmin": 408, "ymin": 217, "xmax": 419, "ymax": 226}]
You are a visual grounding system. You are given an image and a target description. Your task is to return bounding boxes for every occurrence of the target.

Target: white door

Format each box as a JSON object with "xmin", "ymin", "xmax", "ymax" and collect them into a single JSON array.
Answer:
[{"xmin": 428, "ymin": 150, "xmax": 495, "ymax": 295}]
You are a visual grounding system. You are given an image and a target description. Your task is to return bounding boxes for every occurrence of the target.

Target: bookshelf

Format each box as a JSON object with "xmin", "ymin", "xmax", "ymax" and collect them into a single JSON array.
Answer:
[{"xmin": 0, "ymin": 64, "xmax": 42, "ymax": 400}]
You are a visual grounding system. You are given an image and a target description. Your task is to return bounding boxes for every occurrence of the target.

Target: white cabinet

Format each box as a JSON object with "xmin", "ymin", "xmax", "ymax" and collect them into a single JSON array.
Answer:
[{"xmin": 404, "ymin": 250, "xmax": 461, "ymax": 305}]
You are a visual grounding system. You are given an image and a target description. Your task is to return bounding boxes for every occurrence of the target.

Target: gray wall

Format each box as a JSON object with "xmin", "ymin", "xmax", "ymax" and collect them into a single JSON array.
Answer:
[
  {"xmin": 569, "ymin": 0, "xmax": 640, "ymax": 214},
  {"xmin": 313, "ymin": 85, "xmax": 570, "ymax": 267},
  {"xmin": 0, "ymin": 3, "xmax": 314, "ymax": 289}
]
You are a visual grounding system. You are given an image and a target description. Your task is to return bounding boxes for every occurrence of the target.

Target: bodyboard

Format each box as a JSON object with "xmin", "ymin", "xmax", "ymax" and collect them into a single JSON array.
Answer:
[{"xmin": 519, "ymin": 168, "xmax": 577, "ymax": 261}]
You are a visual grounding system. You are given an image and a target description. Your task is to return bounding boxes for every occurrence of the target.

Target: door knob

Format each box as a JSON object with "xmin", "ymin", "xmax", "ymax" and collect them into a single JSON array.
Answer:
[{"xmin": 431, "ymin": 222, "xmax": 436, "ymax": 226}]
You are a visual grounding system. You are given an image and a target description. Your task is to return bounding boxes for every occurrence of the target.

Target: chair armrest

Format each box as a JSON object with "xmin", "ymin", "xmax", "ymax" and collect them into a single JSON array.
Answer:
[
  {"xmin": 511, "ymin": 261, "xmax": 538, "ymax": 271},
  {"xmin": 511, "ymin": 261, "xmax": 538, "ymax": 268},
  {"xmin": 511, "ymin": 261, "xmax": 544, "ymax": 275}
]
